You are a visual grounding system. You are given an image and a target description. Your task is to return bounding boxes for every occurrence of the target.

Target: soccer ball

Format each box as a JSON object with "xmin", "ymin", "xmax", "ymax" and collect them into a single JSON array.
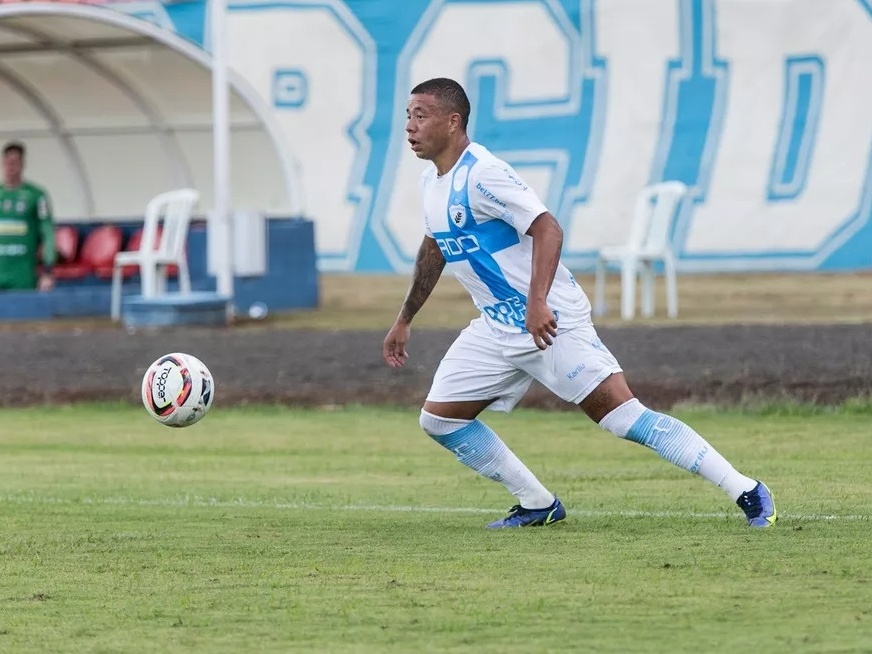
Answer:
[{"xmin": 141, "ymin": 352, "xmax": 214, "ymax": 427}]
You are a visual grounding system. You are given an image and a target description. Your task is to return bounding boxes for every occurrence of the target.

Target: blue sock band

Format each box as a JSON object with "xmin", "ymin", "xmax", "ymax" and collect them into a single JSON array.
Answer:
[
  {"xmin": 626, "ymin": 409, "xmax": 709, "ymax": 474},
  {"xmin": 430, "ymin": 420, "xmax": 507, "ymax": 481}
]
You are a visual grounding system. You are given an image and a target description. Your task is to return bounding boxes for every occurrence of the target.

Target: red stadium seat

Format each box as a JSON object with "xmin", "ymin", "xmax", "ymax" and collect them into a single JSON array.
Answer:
[
  {"xmin": 81, "ymin": 225, "xmax": 124, "ymax": 279},
  {"xmin": 55, "ymin": 226, "xmax": 79, "ymax": 263},
  {"xmin": 52, "ymin": 226, "xmax": 84, "ymax": 280}
]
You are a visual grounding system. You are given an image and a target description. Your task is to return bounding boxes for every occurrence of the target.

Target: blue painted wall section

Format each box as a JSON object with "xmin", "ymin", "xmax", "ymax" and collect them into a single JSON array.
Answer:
[
  {"xmin": 767, "ymin": 56, "xmax": 824, "ymax": 201},
  {"xmin": 650, "ymin": 0, "xmax": 728, "ymax": 258},
  {"xmin": 131, "ymin": 0, "xmax": 872, "ymax": 273}
]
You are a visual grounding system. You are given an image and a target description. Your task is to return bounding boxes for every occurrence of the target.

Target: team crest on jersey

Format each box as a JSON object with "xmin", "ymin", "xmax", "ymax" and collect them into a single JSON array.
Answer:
[
  {"xmin": 15, "ymin": 200, "xmax": 25, "ymax": 214},
  {"xmin": 449, "ymin": 204, "xmax": 467, "ymax": 227}
]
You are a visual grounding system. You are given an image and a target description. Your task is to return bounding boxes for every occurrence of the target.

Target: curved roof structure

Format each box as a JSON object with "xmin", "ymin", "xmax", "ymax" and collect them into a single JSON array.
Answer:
[{"xmin": 0, "ymin": 3, "xmax": 304, "ymax": 221}]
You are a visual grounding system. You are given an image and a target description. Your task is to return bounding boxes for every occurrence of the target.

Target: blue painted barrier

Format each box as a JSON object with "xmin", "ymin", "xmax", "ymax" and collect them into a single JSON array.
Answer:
[{"xmin": 0, "ymin": 218, "xmax": 318, "ymax": 321}]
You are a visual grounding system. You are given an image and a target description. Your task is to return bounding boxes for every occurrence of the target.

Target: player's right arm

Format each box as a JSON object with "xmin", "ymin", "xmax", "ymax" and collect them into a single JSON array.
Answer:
[
  {"xmin": 397, "ymin": 235, "xmax": 445, "ymax": 324},
  {"xmin": 382, "ymin": 236, "xmax": 445, "ymax": 368}
]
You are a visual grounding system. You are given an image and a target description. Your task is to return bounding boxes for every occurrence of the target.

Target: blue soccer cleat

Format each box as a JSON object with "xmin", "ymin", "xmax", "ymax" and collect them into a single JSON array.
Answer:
[
  {"xmin": 486, "ymin": 497, "xmax": 566, "ymax": 529},
  {"xmin": 736, "ymin": 481, "xmax": 777, "ymax": 528}
]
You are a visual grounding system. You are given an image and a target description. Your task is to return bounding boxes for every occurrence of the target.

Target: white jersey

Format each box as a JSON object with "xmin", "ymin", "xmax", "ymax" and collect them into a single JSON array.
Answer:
[{"xmin": 421, "ymin": 142, "xmax": 591, "ymax": 333}]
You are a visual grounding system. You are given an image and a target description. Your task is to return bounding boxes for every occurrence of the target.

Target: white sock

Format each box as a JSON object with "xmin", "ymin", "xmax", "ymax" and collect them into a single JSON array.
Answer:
[
  {"xmin": 599, "ymin": 399, "xmax": 757, "ymax": 500},
  {"xmin": 697, "ymin": 452, "xmax": 760, "ymax": 501},
  {"xmin": 421, "ymin": 411, "xmax": 555, "ymax": 509}
]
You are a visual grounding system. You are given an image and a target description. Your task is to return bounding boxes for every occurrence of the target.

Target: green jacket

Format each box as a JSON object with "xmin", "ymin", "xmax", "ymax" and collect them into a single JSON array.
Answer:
[{"xmin": 0, "ymin": 181, "xmax": 55, "ymax": 290}]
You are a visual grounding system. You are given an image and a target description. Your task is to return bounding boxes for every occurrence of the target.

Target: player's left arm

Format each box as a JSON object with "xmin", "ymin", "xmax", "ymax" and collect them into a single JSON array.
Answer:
[
  {"xmin": 525, "ymin": 212, "xmax": 562, "ymax": 350},
  {"xmin": 36, "ymin": 190, "xmax": 55, "ymax": 291}
]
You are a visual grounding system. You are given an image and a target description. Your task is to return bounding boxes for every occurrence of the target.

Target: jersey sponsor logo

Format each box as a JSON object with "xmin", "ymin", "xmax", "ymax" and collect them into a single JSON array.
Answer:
[
  {"xmin": 449, "ymin": 204, "xmax": 468, "ymax": 227},
  {"xmin": 502, "ymin": 168, "xmax": 528, "ymax": 190},
  {"xmin": 475, "ymin": 182, "xmax": 506, "ymax": 208},
  {"xmin": 482, "ymin": 296, "xmax": 526, "ymax": 328},
  {"xmin": 435, "ymin": 234, "xmax": 480, "ymax": 259},
  {"xmin": 0, "ymin": 243, "xmax": 27, "ymax": 256},
  {"xmin": 0, "ymin": 220, "xmax": 27, "ymax": 235}
]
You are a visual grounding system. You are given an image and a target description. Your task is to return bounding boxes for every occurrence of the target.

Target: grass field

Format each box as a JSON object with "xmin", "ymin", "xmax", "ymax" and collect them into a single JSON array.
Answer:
[{"xmin": 2, "ymin": 404, "xmax": 871, "ymax": 653}]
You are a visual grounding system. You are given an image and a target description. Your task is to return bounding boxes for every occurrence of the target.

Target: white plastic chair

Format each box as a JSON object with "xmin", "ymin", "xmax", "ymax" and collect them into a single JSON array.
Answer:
[
  {"xmin": 111, "ymin": 188, "xmax": 200, "ymax": 321},
  {"xmin": 594, "ymin": 181, "xmax": 688, "ymax": 321}
]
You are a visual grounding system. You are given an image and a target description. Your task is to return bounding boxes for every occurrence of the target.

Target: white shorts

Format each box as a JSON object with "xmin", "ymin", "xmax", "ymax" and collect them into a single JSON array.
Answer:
[{"xmin": 426, "ymin": 317, "xmax": 623, "ymax": 412}]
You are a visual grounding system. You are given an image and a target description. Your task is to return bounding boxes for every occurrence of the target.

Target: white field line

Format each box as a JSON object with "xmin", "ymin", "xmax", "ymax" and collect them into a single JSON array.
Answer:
[{"xmin": 1, "ymin": 493, "xmax": 868, "ymax": 522}]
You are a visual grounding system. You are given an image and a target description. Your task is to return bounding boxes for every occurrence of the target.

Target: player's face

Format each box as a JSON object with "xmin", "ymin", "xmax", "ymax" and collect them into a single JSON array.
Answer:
[
  {"xmin": 3, "ymin": 151, "xmax": 23, "ymax": 185},
  {"xmin": 405, "ymin": 94, "xmax": 453, "ymax": 160}
]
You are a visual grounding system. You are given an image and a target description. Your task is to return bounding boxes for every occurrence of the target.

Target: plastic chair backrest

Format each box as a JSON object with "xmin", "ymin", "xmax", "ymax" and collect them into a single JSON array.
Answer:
[
  {"xmin": 139, "ymin": 189, "xmax": 200, "ymax": 259},
  {"xmin": 81, "ymin": 225, "xmax": 123, "ymax": 268},
  {"xmin": 55, "ymin": 225, "xmax": 79, "ymax": 262},
  {"xmin": 627, "ymin": 181, "xmax": 688, "ymax": 252}
]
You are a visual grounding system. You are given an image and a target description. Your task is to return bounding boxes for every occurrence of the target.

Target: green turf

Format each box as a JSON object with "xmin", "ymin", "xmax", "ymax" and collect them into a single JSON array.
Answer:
[{"xmin": 1, "ymin": 404, "xmax": 871, "ymax": 653}]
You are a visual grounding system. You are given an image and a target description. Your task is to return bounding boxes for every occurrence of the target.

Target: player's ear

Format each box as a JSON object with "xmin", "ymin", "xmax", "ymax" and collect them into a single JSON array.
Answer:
[{"xmin": 448, "ymin": 112, "xmax": 461, "ymax": 134}]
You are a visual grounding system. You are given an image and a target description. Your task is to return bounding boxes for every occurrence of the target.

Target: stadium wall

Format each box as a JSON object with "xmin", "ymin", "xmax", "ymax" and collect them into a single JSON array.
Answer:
[{"xmin": 15, "ymin": 0, "xmax": 872, "ymax": 274}]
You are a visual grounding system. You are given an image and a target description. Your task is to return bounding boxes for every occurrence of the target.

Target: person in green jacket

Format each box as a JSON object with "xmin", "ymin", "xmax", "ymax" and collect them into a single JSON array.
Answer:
[{"xmin": 0, "ymin": 142, "xmax": 55, "ymax": 291}]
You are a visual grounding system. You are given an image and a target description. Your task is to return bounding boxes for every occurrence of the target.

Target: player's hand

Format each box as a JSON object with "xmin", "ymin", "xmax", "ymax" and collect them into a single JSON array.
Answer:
[
  {"xmin": 526, "ymin": 301, "xmax": 558, "ymax": 350},
  {"xmin": 383, "ymin": 321, "xmax": 411, "ymax": 368},
  {"xmin": 38, "ymin": 273, "xmax": 55, "ymax": 292}
]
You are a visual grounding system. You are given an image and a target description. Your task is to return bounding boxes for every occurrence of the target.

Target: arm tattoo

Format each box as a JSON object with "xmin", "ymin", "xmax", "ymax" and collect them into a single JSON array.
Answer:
[{"xmin": 399, "ymin": 237, "xmax": 445, "ymax": 323}]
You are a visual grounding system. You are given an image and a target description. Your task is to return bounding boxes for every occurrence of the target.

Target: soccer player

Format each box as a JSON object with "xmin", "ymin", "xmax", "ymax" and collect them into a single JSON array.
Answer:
[
  {"xmin": 382, "ymin": 78, "xmax": 776, "ymax": 529},
  {"xmin": 0, "ymin": 142, "xmax": 55, "ymax": 291}
]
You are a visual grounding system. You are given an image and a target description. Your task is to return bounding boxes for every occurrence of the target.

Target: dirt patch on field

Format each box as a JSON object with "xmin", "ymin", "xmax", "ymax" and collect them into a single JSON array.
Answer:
[{"xmin": 1, "ymin": 321, "xmax": 870, "ymax": 410}]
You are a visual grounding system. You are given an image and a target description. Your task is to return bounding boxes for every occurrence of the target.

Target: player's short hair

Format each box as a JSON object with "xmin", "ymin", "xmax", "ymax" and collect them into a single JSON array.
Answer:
[
  {"xmin": 411, "ymin": 78, "xmax": 470, "ymax": 130},
  {"xmin": 3, "ymin": 142, "xmax": 25, "ymax": 158}
]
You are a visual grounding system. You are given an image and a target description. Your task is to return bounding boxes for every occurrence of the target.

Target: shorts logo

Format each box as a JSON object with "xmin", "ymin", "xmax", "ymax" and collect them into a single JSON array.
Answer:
[
  {"xmin": 566, "ymin": 363, "xmax": 586, "ymax": 381},
  {"xmin": 449, "ymin": 204, "xmax": 467, "ymax": 227}
]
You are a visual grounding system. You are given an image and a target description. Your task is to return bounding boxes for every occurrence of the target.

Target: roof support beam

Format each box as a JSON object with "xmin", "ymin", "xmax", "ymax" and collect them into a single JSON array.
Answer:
[
  {"xmin": 0, "ymin": 35, "xmax": 154, "ymax": 55},
  {"xmin": 0, "ymin": 61, "xmax": 96, "ymax": 216}
]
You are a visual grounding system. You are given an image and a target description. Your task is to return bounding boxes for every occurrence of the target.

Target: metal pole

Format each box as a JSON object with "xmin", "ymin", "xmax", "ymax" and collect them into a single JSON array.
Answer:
[{"xmin": 211, "ymin": 0, "xmax": 233, "ymax": 299}]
